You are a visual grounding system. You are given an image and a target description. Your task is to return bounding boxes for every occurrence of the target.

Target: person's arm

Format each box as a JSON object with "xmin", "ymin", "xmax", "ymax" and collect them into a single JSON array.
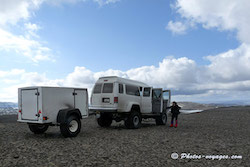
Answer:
[{"xmin": 166, "ymin": 106, "xmax": 172, "ymax": 109}]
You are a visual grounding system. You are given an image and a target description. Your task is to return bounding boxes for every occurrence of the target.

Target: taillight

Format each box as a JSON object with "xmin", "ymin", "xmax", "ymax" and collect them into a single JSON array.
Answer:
[
  {"xmin": 18, "ymin": 110, "xmax": 21, "ymax": 119},
  {"xmin": 114, "ymin": 97, "xmax": 118, "ymax": 103}
]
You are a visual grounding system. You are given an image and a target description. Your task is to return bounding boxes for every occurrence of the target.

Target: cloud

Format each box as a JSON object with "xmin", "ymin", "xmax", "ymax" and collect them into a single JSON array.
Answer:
[
  {"xmin": 166, "ymin": 21, "xmax": 188, "ymax": 35},
  {"xmin": 164, "ymin": 0, "xmax": 250, "ymax": 100},
  {"xmin": 0, "ymin": 0, "xmax": 120, "ymax": 64},
  {"xmin": 1, "ymin": 50, "xmax": 250, "ymax": 102},
  {"xmin": 57, "ymin": 49, "xmax": 250, "ymax": 98},
  {"xmin": 1, "ymin": 0, "xmax": 249, "ymax": 103},
  {"xmin": 25, "ymin": 23, "xmax": 40, "ymax": 31},
  {"xmin": 0, "ymin": 28, "xmax": 54, "ymax": 63},
  {"xmin": 0, "ymin": 69, "xmax": 25, "ymax": 78},
  {"xmin": 93, "ymin": 0, "xmax": 120, "ymax": 6},
  {"xmin": 0, "ymin": 0, "xmax": 43, "ymax": 26},
  {"xmin": 204, "ymin": 43, "xmax": 250, "ymax": 82},
  {"xmin": 64, "ymin": 67, "xmax": 95, "ymax": 86},
  {"xmin": 169, "ymin": 0, "xmax": 250, "ymax": 44},
  {"xmin": 0, "ymin": 0, "xmax": 120, "ymax": 26},
  {"xmin": 0, "ymin": 0, "xmax": 55, "ymax": 63},
  {"xmin": 0, "ymin": 69, "xmax": 64, "ymax": 101}
]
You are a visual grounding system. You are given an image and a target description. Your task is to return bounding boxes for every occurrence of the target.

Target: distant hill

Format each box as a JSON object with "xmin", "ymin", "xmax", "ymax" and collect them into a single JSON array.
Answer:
[
  {"xmin": 0, "ymin": 101, "xmax": 248, "ymax": 115},
  {"xmin": 177, "ymin": 102, "xmax": 220, "ymax": 110},
  {"xmin": 0, "ymin": 102, "xmax": 18, "ymax": 115},
  {"xmin": 0, "ymin": 102, "xmax": 17, "ymax": 108}
]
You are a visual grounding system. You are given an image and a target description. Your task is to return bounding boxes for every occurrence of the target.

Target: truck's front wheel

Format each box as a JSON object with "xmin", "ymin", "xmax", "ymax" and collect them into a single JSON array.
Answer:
[
  {"xmin": 97, "ymin": 113, "xmax": 112, "ymax": 127},
  {"xmin": 155, "ymin": 113, "xmax": 167, "ymax": 125},
  {"xmin": 28, "ymin": 124, "xmax": 49, "ymax": 134},
  {"xmin": 60, "ymin": 115, "xmax": 81, "ymax": 137}
]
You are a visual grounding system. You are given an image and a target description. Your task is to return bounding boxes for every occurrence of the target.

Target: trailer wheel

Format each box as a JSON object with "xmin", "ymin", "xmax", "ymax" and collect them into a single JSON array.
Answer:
[
  {"xmin": 60, "ymin": 115, "xmax": 81, "ymax": 137},
  {"xmin": 97, "ymin": 113, "xmax": 112, "ymax": 127},
  {"xmin": 124, "ymin": 111, "xmax": 142, "ymax": 129},
  {"xmin": 28, "ymin": 124, "xmax": 49, "ymax": 134},
  {"xmin": 155, "ymin": 113, "xmax": 167, "ymax": 125}
]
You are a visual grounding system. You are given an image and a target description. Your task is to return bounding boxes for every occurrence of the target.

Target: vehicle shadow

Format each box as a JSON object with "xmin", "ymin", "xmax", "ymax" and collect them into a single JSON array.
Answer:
[{"xmin": 108, "ymin": 121, "xmax": 161, "ymax": 130}]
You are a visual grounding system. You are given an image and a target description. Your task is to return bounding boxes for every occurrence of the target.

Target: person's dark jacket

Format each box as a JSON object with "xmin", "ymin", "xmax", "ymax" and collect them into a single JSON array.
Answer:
[{"xmin": 168, "ymin": 105, "xmax": 181, "ymax": 115}]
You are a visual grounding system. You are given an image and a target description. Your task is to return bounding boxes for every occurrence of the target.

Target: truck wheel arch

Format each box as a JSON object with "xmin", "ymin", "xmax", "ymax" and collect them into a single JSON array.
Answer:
[
  {"xmin": 126, "ymin": 102, "xmax": 141, "ymax": 113},
  {"xmin": 57, "ymin": 108, "xmax": 82, "ymax": 124},
  {"xmin": 131, "ymin": 104, "xmax": 141, "ymax": 113}
]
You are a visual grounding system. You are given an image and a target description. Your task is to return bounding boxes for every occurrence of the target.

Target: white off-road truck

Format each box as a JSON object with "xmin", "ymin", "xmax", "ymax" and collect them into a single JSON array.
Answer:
[
  {"xmin": 17, "ymin": 87, "xmax": 88, "ymax": 137},
  {"xmin": 89, "ymin": 76, "xmax": 171, "ymax": 129}
]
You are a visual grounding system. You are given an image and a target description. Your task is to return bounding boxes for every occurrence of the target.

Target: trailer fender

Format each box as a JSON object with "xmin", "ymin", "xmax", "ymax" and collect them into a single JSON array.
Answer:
[{"xmin": 57, "ymin": 108, "xmax": 82, "ymax": 124}]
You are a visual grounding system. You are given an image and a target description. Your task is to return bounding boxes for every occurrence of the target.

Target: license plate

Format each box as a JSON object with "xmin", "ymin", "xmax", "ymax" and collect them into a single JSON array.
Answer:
[{"xmin": 102, "ymin": 98, "xmax": 110, "ymax": 103}]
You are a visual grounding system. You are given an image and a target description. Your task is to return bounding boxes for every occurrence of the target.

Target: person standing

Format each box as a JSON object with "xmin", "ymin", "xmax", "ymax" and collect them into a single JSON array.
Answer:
[{"xmin": 168, "ymin": 101, "xmax": 181, "ymax": 128}]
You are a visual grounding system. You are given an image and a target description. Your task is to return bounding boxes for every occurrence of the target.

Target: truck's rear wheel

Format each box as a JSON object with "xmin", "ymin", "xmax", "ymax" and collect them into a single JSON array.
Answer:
[
  {"xmin": 124, "ymin": 111, "xmax": 142, "ymax": 129},
  {"xmin": 155, "ymin": 113, "xmax": 167, "ymax": 125},
  {"xmin": 97, "ymin": 113, "xmax": 112, "ymax": 127},
  {"xmin": 28, "ymin": 124, "xmax": 49, "ymax": 134},
  {"xmin": 60, "ymin": 115, "xmax": 81, "ymax": 137}
]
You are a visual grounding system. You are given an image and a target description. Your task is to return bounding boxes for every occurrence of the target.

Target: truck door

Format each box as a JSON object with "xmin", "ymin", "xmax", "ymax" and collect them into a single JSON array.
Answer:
[
  {"xmin": 141, "ymin": 87, "xmax": 152, "ymax": 113},
  {"xmin": 74, "ymin": 89, "xmax": 88, "ymax": 116},
  {"xmin": 152, "ymin": 88, "xmax": 162, "ymax": 114},
  {"xmin": 163, "ymin": 90, "xmax": 171, "ymax": 113},
  {"xmin": 21, "ymin": 89, "xmax": 38, "ymax": 120}
]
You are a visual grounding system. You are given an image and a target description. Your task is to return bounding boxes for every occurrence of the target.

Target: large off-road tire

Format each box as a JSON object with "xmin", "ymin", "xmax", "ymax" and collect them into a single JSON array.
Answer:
[
  {"xmin": 60, "ymin": 115, "xmax": 81, "ymax": 137},
  {"xmin": 155, "ymin": 113, "xmax": 167, "ymax": 125},
  {"xmin": 124, "ymin": 111, "xmax": 142, "ymax": 129},
  {"xmin": 28, "ymin": 124, "xmax": 49, "ymax": 134},
  {"xmin": 97, "ymin": 113, "xmax": 113, "ymax": 127}
]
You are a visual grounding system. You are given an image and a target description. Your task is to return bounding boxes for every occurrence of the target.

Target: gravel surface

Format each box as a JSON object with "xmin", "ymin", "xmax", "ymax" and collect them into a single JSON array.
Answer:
[{"xmin": 0, "ymin": 107, "xmax": 250, "ymax": 167}]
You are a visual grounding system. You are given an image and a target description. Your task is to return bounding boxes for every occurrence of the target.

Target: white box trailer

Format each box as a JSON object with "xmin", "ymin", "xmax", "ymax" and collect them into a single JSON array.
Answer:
[{"xmin": 17, "ymin": 86, "xmax": 88, "ymax": 137}]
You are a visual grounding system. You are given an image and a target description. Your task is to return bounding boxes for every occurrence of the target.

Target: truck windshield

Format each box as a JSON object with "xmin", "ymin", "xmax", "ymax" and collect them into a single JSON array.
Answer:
[
  {"xmin": 102, "ymin": 83, "xmax": 113, "ymax": 93},
  {"xmin": 93, "ymin": 84, "xmax": 102, "ymax": 94}
]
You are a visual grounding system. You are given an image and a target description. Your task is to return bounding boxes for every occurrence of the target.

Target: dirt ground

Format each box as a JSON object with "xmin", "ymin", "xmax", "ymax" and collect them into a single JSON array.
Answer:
[{"xmin": 0, "ymin": 106, "xmax": 250, "ymax": 167}]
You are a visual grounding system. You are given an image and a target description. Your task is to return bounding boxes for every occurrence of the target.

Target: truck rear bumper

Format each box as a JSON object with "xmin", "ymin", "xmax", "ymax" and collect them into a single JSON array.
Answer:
[{"xmin": 89, "ymin": 107, "xmax": 118, "ymax": 113}]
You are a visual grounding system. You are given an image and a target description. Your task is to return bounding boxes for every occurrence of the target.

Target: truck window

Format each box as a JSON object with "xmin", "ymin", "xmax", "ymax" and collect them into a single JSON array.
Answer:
[
  {"xmin": 153, "ymin": 90, "xmax": 161, "ymax": 100},
  {"xmin": 119, "ymin": 84, "xmax": 124, "ymax": 94},
  {"xmin": 163, "ymin": 91, "xmax": 170, "ymax": 100},
  {"xmin": 126, "ymin": 85, "xmax": 140, "ymax": 96},
  {"xmin": 143, "ymin": 87, "xmax": 151, "ymax": 97},
  {"xmin": 103, "ymin": 83, "xmax": 113, "ymax": 93},
  {"xmin": 93, "ymin": 84, "xmax": 102, "ymax": 94}
]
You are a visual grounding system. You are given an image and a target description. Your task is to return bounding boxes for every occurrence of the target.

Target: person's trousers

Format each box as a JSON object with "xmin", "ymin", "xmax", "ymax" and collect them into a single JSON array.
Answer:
[{"xmin": 171, "ymin": 114, "xmax": 178, "ymax": 124}]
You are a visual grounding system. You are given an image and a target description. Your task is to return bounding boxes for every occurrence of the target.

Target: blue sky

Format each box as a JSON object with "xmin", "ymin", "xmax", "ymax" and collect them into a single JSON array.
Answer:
[{"xmin": 0, "ymin": 0, "xmax": 250, "ymax": 103}]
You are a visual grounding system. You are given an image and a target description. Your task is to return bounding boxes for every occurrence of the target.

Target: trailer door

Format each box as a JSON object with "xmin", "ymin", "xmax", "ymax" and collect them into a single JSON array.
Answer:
[
  {"xmin": 74, "ymin": 89, "xmax": 88, "ymax": 116},
  {"xmin": 152, "ymin": 88, "xmax": 162, "ymax": 113},
  {"xmin": 21, "ymin": 89, "xmax": 38, "ymax": 120}
]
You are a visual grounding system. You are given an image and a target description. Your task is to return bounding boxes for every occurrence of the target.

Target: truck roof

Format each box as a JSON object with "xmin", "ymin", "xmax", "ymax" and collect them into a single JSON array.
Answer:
[{"xmin": 98, "ymin": 76, "xmax": 149, "ymax": 87}]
